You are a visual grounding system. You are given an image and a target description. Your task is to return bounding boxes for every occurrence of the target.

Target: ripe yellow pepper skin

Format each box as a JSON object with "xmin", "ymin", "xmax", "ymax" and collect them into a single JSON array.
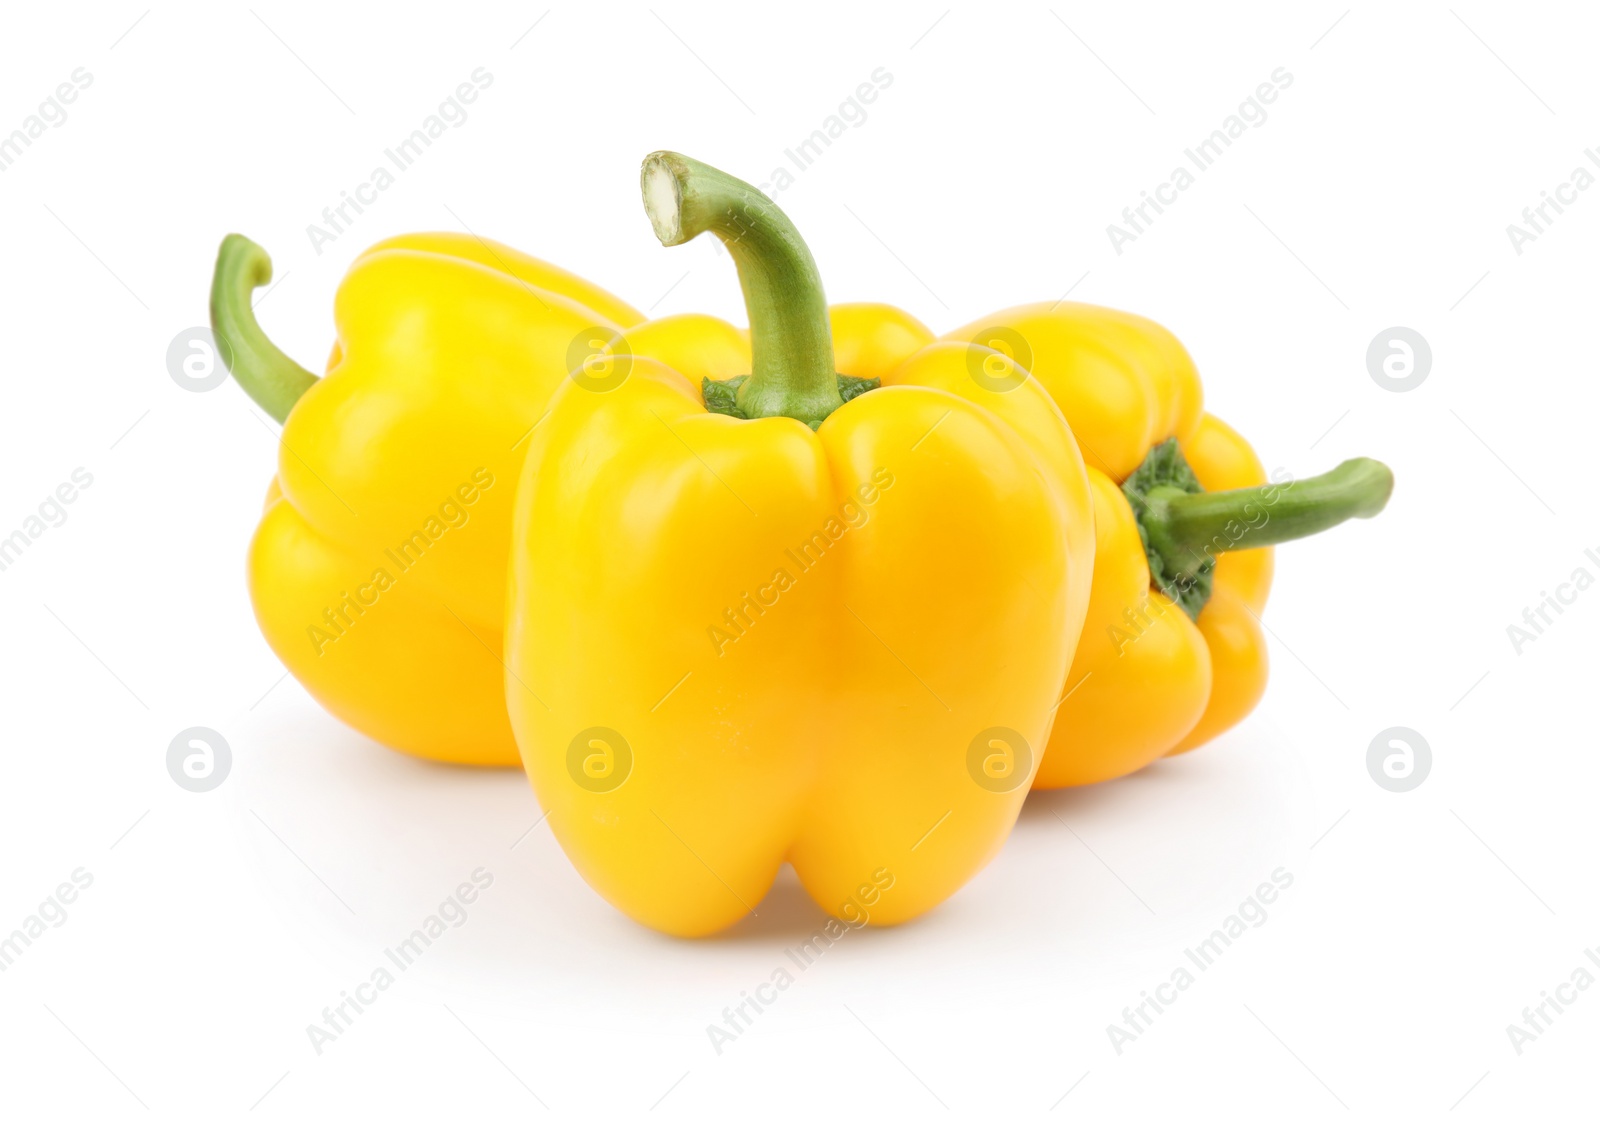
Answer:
[
  {"xmin": 949, "ymin": 307, "xmax": 1391, "ymax": 787},
  {"xmin": 506, "ymin": 154, "xmax": 1094, "ymax": 936},
  {"xmin": 211, "ymin": 233, "xmax": 644, "ymax": 765},
  {"xmin": 1169, "ymin": 415, "xmax": 1272, "ymax": 756},
  {"xmin": 951, "ymin": 303, "xmax": 1206, "ymax": 480},
  {"xmin": 1030, "ymin": 468, "xmax": 1213, "ymax": 787},
  {"xmin": 830, "ymin": 303, "xmax": 937, "ymax": 380}
]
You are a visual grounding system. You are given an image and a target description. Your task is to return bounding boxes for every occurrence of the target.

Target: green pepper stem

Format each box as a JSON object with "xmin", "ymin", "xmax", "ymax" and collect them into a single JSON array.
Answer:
[
  {"xmin": 640, "ymin": 151, "xmax": 842, "ymax": 428},
  {"xmin": 1143, "ymin": 457, "xmax": 1394, "ymax": 589},
  {"xmin": 209, "ymin": 234, "xmax": 318, "ymax": 423}
]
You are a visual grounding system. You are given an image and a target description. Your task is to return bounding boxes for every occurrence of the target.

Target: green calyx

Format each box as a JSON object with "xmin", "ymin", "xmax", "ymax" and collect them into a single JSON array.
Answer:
[
  {"xmin": 1123, "ymin": 440, "xmax": 1212, "ymax": 618},
  {"xmin": 1125, "ymin": 438, "xmax": 1395, "ymax": 620},
  {"xmin": 702, "ymin": 373, "xmax": 880, "ymax": 420},
  {"xmin": 209, "ymin": 234, "xmax": 318, "ymax": 423},
  {"xmin": 640, "ymin": 151, "xmax": 849, "ymax": 429}
]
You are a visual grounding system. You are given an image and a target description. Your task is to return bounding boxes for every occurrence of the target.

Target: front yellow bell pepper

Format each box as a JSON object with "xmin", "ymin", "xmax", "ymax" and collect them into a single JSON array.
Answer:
[
  {"xmin": 948, "ymin": 304, "xmax": 1393, "ymax": 787},
  {"xmin": 210, "ymin": 232, "xmax": 644, "ymax": 764},
  {"xmin": 506, "ymin": 153, "xmax": 1096, "ymax": 936}
]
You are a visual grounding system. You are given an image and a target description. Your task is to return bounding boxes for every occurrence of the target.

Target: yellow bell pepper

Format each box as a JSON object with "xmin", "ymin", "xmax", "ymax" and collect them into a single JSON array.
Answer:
[
  {"xmin": 947, "ymin": 305, "xmax": 1393, "ymax": 787},
  {"xmin": 506, "ymin": 153, "xmax": 1096, "ymax": 936},
  {"xmin": 209, "ymin": 232, "xmax": 644, "ymax": 764},
  {"xmin": 212, "ymin": 232, "xmax": 1001, "ymax": 768}
]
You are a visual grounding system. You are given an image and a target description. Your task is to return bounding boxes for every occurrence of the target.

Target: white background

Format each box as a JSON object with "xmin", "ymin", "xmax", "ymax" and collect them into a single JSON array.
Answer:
[{"xmin": 0, "ymin": 2, "xmax": 1594, "ymax": 1116}]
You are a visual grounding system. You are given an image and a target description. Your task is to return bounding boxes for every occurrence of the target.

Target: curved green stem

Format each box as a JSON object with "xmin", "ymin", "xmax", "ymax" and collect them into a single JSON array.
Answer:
[
  {"xmin": 640, "ymin": 151, "xmax": 842, "ymax": 428},
  {"xmin": 1126, "ymin": 439, "xmax": 1394, "ymax": 618},
  {"xmin": 209, "ymin": 234, "xmax": 318, "ymax": 423},
  {"xmin": 1158, "ymin": 458, "xmax": 1393, "ymax": 556}
]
